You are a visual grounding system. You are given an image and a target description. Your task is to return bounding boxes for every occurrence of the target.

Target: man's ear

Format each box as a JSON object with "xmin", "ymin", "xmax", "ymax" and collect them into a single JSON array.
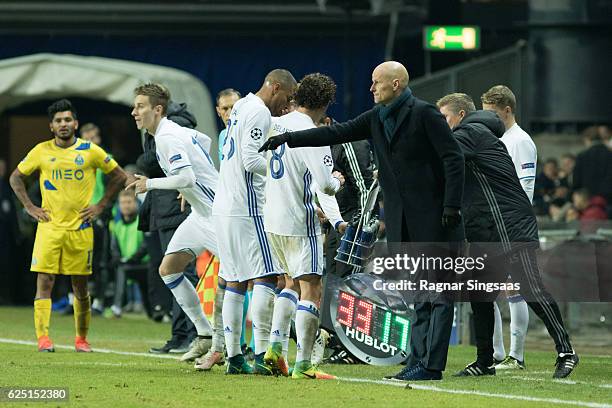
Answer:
[{"xmin": 271, "ymin": 82, "xmax": 281, "ymax": 96}]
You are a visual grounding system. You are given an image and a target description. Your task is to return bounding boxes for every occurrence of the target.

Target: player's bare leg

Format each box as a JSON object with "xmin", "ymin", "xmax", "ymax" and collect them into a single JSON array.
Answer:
[
  {"xmin": 159, "ymin": 251, "xmax": 213, "ymax": 361},
  {"xmin": 34, "ymin": 273, "xmax": 55, "ymax": 352},
  {"xmin": 71, "ymin": 275, "xmax": 92, "ymax": 352}
]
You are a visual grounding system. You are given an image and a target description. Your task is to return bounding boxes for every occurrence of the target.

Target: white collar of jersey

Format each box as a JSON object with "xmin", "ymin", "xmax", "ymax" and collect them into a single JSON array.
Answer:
[
  {"xmin": 247, "ymin": 92, "xmax": 266, "ymax": 107},
  {"xmin": 152, "ymin": 117, "xmax": 169, "ymax": 137}
]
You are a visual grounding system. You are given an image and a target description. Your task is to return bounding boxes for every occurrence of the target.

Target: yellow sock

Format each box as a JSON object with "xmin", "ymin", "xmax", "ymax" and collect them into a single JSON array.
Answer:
[
  {"xmin": 73, "ymin": 296, "xmax": 91, "ymax": 338},
  {"xmin": 34, "ymin": 298, "xmax": 52, "ymax": 339}
]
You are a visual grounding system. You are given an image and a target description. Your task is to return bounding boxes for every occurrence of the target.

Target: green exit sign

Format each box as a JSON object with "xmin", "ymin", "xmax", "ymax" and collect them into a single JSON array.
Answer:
[{"xmin": 424, "ymin": 26, "xmax": 480, "ymax": 51}]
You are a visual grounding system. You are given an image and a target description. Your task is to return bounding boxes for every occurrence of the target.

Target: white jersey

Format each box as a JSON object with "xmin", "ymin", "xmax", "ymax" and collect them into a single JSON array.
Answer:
[
  {"xmin": 264, "ymin": 111, "xmax": 341, "ymax": 236},
  {"xmin": 154, "ymin": 117, "xmax": 218, "ymax": 217},
  {"xmin": 213, "ymin": 93, "xmax": 270, "ymax": 217},
  {"xmin": 500, "ymin": 123, "xmax": 537, "ymax": 203}
]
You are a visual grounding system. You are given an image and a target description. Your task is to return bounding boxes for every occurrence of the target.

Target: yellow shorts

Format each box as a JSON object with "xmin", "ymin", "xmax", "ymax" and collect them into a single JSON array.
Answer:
[{"xmin": 31, "ymin": 224, "xmax": 93, "ymax": 275}]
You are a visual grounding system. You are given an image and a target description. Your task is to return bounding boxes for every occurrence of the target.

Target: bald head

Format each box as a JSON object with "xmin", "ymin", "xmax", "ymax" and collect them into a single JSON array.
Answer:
[
  {"xmin": 370, "ymin": 61, "xmax": 410, "ymax": 105},
  {"xmin": 257, "ymin": 68, "xmax": 298, "ymax": 116},
  {"xmin": 264, "ymin": 69, "xmax": 297, "ymax": 91}
]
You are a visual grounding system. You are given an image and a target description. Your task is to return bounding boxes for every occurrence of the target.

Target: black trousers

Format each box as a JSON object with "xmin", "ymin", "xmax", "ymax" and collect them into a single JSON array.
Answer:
[
  {"xmin": 91, "ymin": 220, "xmax": 110, "ymax": 302},
  {"xmin": 158, "ymin": 228, "xmax": 198, "ymax": 343},
  {"xmin": 407, "ymin": 301, "xmax": 454, "ymax": 371},
  {"xmin": 471, "ymin": 247, "xmax": 573, "ymax": 366},
  {"xmin": 145, "ymin": 231, "xmax": 172, "ymax": 313},
  {"xmin": 113, "ymin": 263, "xmax": 150, "ymax": 315}
]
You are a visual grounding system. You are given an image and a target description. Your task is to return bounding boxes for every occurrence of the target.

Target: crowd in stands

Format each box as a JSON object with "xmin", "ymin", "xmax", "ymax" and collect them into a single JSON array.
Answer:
[{"xmin": 534, "ymin": 125, "xmax": 612, "ymax": 224}]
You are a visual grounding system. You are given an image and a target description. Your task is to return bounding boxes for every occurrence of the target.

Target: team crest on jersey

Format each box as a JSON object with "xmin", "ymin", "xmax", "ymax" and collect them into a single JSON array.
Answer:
[
  {"xmin": 74, "ymin": 154, "xmax": 85, "ymax": 166},
  {"xmin": 323, "ymin": 155, "xmax": 333, "ymax": 167},
  {"xmin": 250, "ymin": 128, "xmax": 263, "ymax": 140},
  {"xmin": 50, "ymin": 157, "xmax": 56, "ymax": 162}
]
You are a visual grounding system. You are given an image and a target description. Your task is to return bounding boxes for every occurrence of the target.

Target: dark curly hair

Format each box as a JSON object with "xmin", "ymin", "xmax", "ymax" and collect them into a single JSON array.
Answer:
[
  {"xmin": 48, "ymin": 99, "xmax": 77, "ymax": 121},
  {"xmin": 294, "ymin": 73, "xmax": 336, "ymax": 110}
]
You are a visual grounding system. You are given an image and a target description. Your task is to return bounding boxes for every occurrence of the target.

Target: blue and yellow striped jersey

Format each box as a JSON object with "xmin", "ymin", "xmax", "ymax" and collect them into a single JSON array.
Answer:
[{"xmin": 18, "ymin": 138, "xmax": 118, "ymax": 230}]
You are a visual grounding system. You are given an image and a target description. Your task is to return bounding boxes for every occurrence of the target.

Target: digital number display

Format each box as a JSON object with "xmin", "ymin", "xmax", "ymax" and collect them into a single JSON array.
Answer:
[{"xmin": 336, "ymin": 290, "xmax": 410, "ymax": 353}]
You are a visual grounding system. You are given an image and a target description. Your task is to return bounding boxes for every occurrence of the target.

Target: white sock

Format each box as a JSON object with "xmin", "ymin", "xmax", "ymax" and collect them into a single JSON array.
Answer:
[
  {"xmin": 251, "ymin": 282, "xmax": 276, "ymax": 355},
  {"xmin": 493, "ymin": 301, "xmax": 506, "ymax": 361},
  {"xmin": 211, "ymin": 284, "xmax": 226, "ymax": 352},
  {"xmin": 222, "ymin": 289, "xmax": 245, "ymax": 358},
  {"xmin": 270, "ymin": 289, "xmax": 298, "ymax": 345},
  {"xmin": 283, "ymin": 304, "xmax": 298, "ymax": 361},
  {"xmin": 295, "ymin": 300, "xmax": 319, "ymax": 363},
  {"xmin": 161, "ymin": 272, "xmax": 212, "ymax": 336},
  {"xmin": 508, "ymin": 295, "xmax": 529, "ymax": 362}
]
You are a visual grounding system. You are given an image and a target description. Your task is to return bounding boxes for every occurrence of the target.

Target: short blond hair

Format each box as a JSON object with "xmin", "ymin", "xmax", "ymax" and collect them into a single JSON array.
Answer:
[
  {"xmin": 436, "ymin": 93, "xmax": 475, "ymax": 114},
  {"xmin": 481, "ymin": 85, "xmax": 516, "ymax": 113}
]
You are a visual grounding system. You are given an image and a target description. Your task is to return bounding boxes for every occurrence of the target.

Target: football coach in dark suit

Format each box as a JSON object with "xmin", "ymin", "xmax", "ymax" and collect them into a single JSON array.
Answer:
[{"xmin": 260, "ymin": 61, "xmax": 465, "ymax": 380}]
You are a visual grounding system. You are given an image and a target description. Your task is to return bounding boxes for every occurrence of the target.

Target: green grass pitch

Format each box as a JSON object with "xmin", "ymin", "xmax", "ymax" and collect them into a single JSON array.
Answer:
[{"xmin": 0, "ymin": 306, "xmax": 610, "ymax": 407}]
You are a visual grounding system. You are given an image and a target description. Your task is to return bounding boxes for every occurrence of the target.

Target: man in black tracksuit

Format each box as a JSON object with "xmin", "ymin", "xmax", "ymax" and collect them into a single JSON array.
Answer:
[
  {"xmin": 437, "ymin": 93, "xmax": 579, "ymax": 379},
  {"xmin": 326, "ymin": 139, "xmax": 374, "ymax": 277}
]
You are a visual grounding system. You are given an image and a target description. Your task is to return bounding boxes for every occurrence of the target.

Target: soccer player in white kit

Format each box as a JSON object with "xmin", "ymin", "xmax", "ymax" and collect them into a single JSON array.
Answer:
[
  {"xmin": 482, "ymin": 85, "xmax": 537, "ymax": 371},
  {"xmin": 213, "ymin": 69, "xmax": 297, "ymax": 374},
  {"xmin": 127, "ymin": 83, "xmax": 220, "ymax": 364},
  {"xmin": 261, "ymin": 73, "xmax": 345, "ymax": 379}
]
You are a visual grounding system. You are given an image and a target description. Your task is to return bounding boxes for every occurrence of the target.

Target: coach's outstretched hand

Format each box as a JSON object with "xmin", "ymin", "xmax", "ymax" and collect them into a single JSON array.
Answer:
[
  {"xmin": 441, "ymin": 207, "xmax": 461, "ymax": 229},
  {"xmin": 258, "ymin": 132, "xmax": 291, "ymax": 152}
]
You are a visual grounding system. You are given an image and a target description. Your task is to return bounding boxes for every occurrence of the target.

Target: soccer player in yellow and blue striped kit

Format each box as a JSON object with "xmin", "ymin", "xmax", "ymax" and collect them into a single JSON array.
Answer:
[{"xmin": 9, "ymin": 99, "xmax": 127, "ymax": 352}]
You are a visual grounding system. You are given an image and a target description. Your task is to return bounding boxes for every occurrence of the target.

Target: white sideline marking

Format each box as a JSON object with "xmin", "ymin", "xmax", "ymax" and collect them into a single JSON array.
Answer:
[
  {"xmin": 0, "ymin": 338, "xmax": 179, "ymax": 360},
  {"xmin": 337, "ymin": 377, "xmax": 612, "ymax": 408},
  {"xmin": 3, "ymin": 338, "xmax": 610, "ymax": 407}
]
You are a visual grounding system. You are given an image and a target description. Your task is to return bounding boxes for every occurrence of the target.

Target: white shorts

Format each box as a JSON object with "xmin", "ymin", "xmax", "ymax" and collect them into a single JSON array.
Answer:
[
  {"xmin": 267, "ymin": 232, "xmax": 323, "ymax": 279},
  {"xmin": 166, "ymin": 211, "xmax": 219, "ymax": 258},
  {"xmin": 214, "ymin": 215, "xmax": 280, "ymax": 282}
]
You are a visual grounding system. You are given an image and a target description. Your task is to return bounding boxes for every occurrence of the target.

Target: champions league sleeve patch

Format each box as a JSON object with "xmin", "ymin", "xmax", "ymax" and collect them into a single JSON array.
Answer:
[
  {"xmin": 521, "ymin": 162, "xmax": 535, "ymax": 169},
  {"xmin": 169, "ymin": 154, "xmax": 182, "ymax": 164},
  {"xmin": 250, "ymin": 128, "xmax": 263, "ymax": 140},
  {"xmin": 104, "ymin": 155, "xmax": 111, "ymax": 163},
  {"xmin": 323, "ymin": 155, "xmax": 333, "ymax": 167}
]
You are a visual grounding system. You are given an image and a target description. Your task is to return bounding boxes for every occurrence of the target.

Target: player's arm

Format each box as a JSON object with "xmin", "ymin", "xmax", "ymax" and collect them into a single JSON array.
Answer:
[
  {"xmin": 316, "ymin": 189, "xmax": 347, "ymax": 233},
  {"xmin": 9, "ymin": 168, "xmax": 50, "ymax": 222},
  {"xmin": 259, "ymin": 110, "xmax": 373, "ymax": 151},
  {"xmin": 304, "ymin": 146, "xmax": 342, "ymax": 196},
  {"xmin": 81, "ymin": 166, "xmax": 128, "ymax": 223},
  {"xmin": 127, "ymin": 133, "xmax": 196, "ymax": 193},
  {"xmin": 241, "ymin": 109, "xmax": 270, "ymax": 175},
  {"xmin": 513, "ymin": 141, "xmax": 537, "ymax": 203}
]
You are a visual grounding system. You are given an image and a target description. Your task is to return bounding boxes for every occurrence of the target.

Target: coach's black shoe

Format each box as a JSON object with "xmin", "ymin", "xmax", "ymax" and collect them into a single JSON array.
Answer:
[
  {"xmin": 384, "ymin": 361, "xmax": 421, "ymax": 380},
  {"xmin": 398, "ymin": 364, "xmax": 442, "ymax": 381},
  {"xmin": 553, "ymin": 353, "xmax": 579, "ymax": 378},
  {"xmin": 453, "ymin": 361, "xmax": 495, "ymax": 377},
  {"xmin": 149, "ymin": 340, "xmax": 180, "ymax": 354}
]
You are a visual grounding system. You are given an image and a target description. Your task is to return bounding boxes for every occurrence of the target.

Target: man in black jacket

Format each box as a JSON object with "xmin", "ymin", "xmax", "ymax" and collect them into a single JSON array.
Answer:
[
  {"xmin": 261, "ymin": 61, "xmax": 465, "ymax": 380},
  {"xmin": 137, "ymin": 101, "xmax": 200, "ymax": 354},
  {"xmin": 437, "ymin": 93, "xmax": 578, "ymax": 379}
]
